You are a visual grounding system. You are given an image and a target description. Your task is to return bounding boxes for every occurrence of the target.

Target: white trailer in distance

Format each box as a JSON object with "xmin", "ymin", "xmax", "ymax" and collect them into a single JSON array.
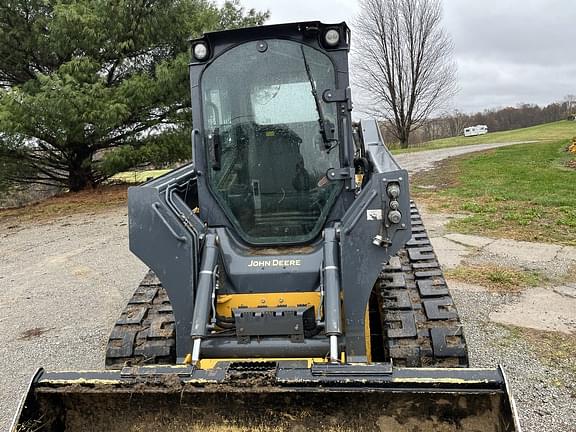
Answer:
[{"xmin": 464, "ymin": 125, "xmax": 488, "ymax": 137}]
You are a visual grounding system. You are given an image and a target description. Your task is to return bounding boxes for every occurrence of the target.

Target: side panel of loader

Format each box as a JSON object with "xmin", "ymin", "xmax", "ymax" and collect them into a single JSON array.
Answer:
[{"xmin": 127, "ymin": 166, "xmax": 201, "ymax": 360}]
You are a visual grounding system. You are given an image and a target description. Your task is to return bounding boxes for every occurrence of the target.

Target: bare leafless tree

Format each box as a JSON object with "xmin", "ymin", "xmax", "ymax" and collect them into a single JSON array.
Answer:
[
  {"xmin": 565, "ymin": 94, "xmax": 576, "ymax": 116},
  {"xmin": 354, "ymin": 0, "xmax": 457, "ymax": 148},
  {"xmin": 444, "ymin": 109, "xmax": 467, "ymax": 137}
]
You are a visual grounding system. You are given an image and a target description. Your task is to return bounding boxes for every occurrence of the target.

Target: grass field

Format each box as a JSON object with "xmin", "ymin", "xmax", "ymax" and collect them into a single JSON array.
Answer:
[
  {"xmin": 413, "ymin": 140, "xmax": 576, "ymax": 245},
  {"xmin": 392, "ymin": 120, "xmax": 576, "ymax": 154}
]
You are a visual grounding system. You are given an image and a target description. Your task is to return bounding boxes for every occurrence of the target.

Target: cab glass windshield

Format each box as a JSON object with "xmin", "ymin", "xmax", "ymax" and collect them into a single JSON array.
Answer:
[{"xmin": 202, "ymin": 40, "xmax": 340, "ymax": 244}]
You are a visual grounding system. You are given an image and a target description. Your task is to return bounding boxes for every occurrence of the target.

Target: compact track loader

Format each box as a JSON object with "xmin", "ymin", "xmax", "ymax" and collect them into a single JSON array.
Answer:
[{"xmin": 13, "ymin": 21, "xmax": 520, "ymax": 432}]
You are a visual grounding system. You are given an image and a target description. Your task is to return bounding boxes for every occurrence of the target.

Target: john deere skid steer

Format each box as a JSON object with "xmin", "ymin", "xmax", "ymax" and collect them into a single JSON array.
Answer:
[{"xmin": 13, "ymin": 22, "xmax": 520, "ymax": 432}]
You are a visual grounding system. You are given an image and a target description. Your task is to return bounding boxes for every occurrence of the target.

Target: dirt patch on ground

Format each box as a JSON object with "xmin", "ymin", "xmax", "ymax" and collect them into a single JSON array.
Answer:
[
  {"xmin": 17, "ymin": 327, "xmax": 51, "ymax": 341},
  {"xmin": 411, "ymin": 156, "xmax": 463, "ymax": 192},
  {"xmin": 520, "ymin": 327, "xmax": 576, "ymax": 371},
  {"xmin": 0, "ymin": 184, "xmax": 128, "ymax": 225},
  {"xmin": 0, "ymin": 184, "xmax": 61, "ymax": 210}
]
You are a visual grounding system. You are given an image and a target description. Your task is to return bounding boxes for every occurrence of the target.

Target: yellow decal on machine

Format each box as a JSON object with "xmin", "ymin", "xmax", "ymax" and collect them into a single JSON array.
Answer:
[
  {"xmin": 46, "ymin": 378, "xmax": 122, "ymax": 385},
  {"xmin": 391, "ymin": 377, "xmax": 488, "ymax": 384}
]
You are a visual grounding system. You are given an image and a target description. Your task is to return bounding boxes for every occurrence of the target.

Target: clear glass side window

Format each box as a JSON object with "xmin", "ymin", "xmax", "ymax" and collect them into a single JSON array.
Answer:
[{"xmin": 201, "ymin": 40, "xmax": 341, "ymax": 244}]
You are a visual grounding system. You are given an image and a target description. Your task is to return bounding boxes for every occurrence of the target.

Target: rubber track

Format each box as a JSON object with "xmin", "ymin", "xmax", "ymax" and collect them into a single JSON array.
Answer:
[
  {"xmin": 106, "ymin": 203, "xmax": 468, "ymax": 369},
  {"xmin": 379, "ymin": 202, "xmax": 469, "ymax": 367},
  {"xmin": 105, "ymin": 272, "xmax": 176, "ymax": 369}
]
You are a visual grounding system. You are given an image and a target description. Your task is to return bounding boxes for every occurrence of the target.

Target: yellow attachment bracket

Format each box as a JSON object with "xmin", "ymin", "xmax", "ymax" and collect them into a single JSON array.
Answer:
[
  {"xmin": 197, "ymin": 357, "xmax": 327, "ymax": 370},
  {"xmin": 216, "ymin": 292, "xmax": 321, "ymax": 317}
]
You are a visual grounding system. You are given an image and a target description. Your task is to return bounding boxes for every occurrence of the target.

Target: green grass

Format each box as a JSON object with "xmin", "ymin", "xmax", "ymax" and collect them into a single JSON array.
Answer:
[
  {"xmin": 110, "ymin": 169, "xmax": 171, "ymax": 184},
  {"xmin": 392, "ymin": 120, "xmax": 576, "ymax": 154},
  {"xmin": 445, "ymin": 265, "xmax": 543, "ymax": 293},
  {"xmin": 413, "ymin": 140, "xmax": 576, "ymax": 245}
]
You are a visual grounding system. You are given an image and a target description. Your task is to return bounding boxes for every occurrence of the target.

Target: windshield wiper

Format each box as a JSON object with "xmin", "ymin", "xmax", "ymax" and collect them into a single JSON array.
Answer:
[{"xmin": 300, "ymin": 45, "xmax": 336, "ymax": 148}]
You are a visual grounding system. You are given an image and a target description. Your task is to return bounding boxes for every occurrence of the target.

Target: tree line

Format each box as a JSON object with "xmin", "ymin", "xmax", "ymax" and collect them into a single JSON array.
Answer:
[{"xmin": 401, "ymin": 100, "xmax": 575, "ymax": 145}]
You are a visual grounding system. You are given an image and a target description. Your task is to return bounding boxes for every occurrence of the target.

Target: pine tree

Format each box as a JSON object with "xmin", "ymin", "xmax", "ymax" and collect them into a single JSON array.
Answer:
[{"xmin": 0, "ymin": 0, "xmax": 268, "ymax": 191}]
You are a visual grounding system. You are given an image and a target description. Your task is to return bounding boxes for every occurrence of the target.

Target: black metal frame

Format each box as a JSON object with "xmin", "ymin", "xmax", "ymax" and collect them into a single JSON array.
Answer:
[{"xmin": 188, "ymin": 21, "xmax": 356, "ymax": 245}]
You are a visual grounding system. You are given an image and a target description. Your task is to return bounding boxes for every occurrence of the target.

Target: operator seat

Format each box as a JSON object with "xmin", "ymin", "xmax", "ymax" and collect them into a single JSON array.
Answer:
[{"xmin": 247, "ymin": 124, "xmax": 313, "ymax": 235}]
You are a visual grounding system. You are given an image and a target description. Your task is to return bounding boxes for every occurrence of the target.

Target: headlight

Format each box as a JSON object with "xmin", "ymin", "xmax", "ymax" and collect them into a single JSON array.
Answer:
[
  {"xmin": 193, "ymin": 42, "xmax": 209, "ymax": 61},
  {"xmin": 324, "ymin": 29, "xmax": 340, "ymax": 47}
]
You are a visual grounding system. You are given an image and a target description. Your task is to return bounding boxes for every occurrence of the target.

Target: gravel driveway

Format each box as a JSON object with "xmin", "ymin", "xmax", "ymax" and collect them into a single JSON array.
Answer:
[
  {"xmin": 0, "ymin": 210, "xmax": 147, "ymax": 430},
  {"xmin": 394, "ymin": 141, "xmax": 537, "ymax": 174},
  {"xmin": 1, "ymin": 140, "xmax": 568, "ymax": 431}
]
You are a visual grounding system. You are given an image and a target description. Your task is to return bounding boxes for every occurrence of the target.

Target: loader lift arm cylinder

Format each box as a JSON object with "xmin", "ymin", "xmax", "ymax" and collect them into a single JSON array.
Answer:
[
  {"xmin": 190, "ymin": 232, "xmax": 219, "ymax": 363},
  {"xmin": 323, "ymin": 228, "xmax": 343, "ymax": 362}
]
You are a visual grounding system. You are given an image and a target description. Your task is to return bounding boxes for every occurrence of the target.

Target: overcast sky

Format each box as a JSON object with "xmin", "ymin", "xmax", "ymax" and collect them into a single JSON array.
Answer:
[{"xmin": 229, "ymin": 0, "xmax": 576, "ymax": 113}]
